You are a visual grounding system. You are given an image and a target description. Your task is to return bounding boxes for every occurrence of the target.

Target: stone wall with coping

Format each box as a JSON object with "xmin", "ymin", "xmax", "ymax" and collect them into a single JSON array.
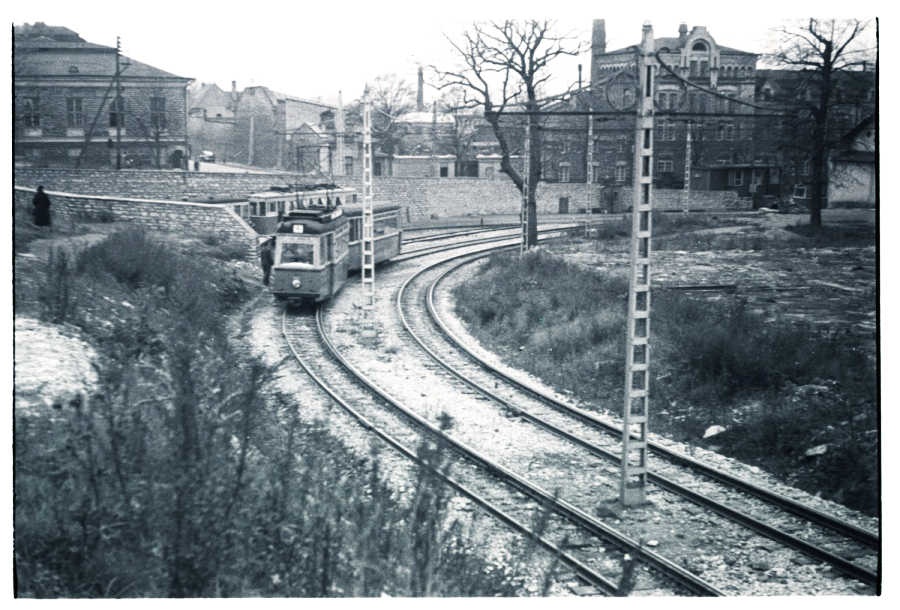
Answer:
[
  {"xmin": 373, "ymin": 177, "xmax": 748, "ymax": 223},
  {"xmin": 14, "ymin": 168, "xmax": 314, "ymax": 202},
  {"xmin": 14, "ymin": 186, "xmax": 259, "ymax": 258}
]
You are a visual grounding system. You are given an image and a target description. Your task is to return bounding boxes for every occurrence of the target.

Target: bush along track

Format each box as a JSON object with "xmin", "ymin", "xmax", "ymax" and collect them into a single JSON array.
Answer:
[
  {"xmin": 14, "ymin": 229, "xmax": 536, "ymax": 597},
  {"xmin": 452, "ymin": 247, "xmax": 877, "ymax": 516}
]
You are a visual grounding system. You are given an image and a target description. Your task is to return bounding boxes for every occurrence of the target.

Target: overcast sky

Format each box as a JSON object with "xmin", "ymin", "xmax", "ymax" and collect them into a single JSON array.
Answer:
[{"xmin": 8, "ymin": 0, "xmax": 879, "ymax": 106}]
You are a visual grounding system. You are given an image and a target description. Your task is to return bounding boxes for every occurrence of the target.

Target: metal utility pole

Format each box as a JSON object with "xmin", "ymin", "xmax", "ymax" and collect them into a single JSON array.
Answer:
[
  {"xmin": 360, "ymin": 92, "xmax": 376, "ymax": 331},
  {"xmin": 115, "ymin": 36, "xmax": 123, "ymax": 170},
  {"xmin": 682, "ymin": 120, "xmax": 692, "ymax": 213},
  {"xmin": 520, "ymin": 112, "xmax": 531, "ymax": 254},
  {"xmin": 620, "ymin": 24, "xmax": 656, "ymax": 507}
]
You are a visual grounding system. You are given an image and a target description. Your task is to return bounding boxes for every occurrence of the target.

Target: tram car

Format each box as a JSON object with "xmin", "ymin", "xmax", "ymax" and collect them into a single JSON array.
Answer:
[
  {"xmin": 242, "ymin": 184, "xmax": 357, "ymax": 234},
  {"xmin": 246, "ymin": 186, "xmax": 402, "ymax": 304}
]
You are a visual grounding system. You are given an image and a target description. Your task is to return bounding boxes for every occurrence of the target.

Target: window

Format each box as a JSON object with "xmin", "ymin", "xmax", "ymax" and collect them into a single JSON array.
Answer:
[
  {"xmin": 800, "ymin": 159, "xmax": 811, "ymax": 176},
  {"xmin": 374, "ymin": 213, "xmax": 398, "ymax": 236},
  {"xmin": 150, "ymin": 96, "xmax": 167, "ymax": 131},
  {"xmin": 729, "ymin": 170, "xmax": 744, "ymax": 187},
  {"xmin": 279, "ymin": 240, "xmax": 316, "ymax": 265},
  {"xmin": 66, "ymin": 98, "xmax": 84, "ymax": 128},
  {"xmin": 592, "ymin": 164, "xmax": 602, "ymax": 183},
  {"xmin": 657, "ymin": 159, "xmax": 674, "ymax": 173},
  {"xmin": 439, "ymin": 165, "xmax": 449, "ymax": 177},
  {"xmin": 344, "ymin": 156, "xmax": 354, "ymax": 176},
  {"xmin": 724, "ymin": 124, "xmax": 735, "ymax": 141},
  {"xmin": 109, "ymin": 96, "xmax": 126, "ymax": 128},
  {"xmin": 660, "ymin": 121, "xmax": 676, "ymax": 141},
  {"xmin": 559, "ymin": 164, "xmax": 570, "ymax": 183},
  {"xmin": 22, "ymin": 97, "xmax": 40, "ymax": 128},
  {"xmin": 615, "ymin": 163, "xmax": 627, "ymax": 183}
]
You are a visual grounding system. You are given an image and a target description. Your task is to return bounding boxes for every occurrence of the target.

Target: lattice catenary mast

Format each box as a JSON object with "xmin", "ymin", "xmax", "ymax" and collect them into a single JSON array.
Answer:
[
  {"xmin": 361, "ymin": 92, "xmax": 376, "ymax": 327},
  {"xmin": 620, "ymin": 24, "xmax": 656, "ymax": 507}
]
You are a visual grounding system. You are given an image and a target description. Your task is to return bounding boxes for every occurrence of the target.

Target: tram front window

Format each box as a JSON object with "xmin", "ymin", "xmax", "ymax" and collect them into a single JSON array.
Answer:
[{"xmin": 279, "ymin": 241, "xmax": 315, "ymax": 264}]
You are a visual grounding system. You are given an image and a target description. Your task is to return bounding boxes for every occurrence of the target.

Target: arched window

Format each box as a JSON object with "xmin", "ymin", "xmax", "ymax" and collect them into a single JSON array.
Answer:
[{"xmin": 692, "ymin": 41, "xmax": 708, "ymax": 52}]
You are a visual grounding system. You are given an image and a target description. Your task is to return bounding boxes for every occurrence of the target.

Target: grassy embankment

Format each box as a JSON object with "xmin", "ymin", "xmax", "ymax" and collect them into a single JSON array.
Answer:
[
  {"xmin": 453, "ymin": 213, "xmax": 877, "ymax": 515},
  {"xmin": 14, "ymin": 217, "xmax": 555, "ymax": 596}
]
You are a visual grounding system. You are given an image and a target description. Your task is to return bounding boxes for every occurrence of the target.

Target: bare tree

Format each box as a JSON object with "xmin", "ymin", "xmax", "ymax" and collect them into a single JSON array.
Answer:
[
  {"xmin": 436, "ymin": 21, "xmax": 582, "ymax": 247},
  {"xmin": 350, "ymin": 74, "xmax": 417, "ymax": 156},
  {"xmin": 768, "ymin": 18, "xmax": 876, "ymax": 227}
]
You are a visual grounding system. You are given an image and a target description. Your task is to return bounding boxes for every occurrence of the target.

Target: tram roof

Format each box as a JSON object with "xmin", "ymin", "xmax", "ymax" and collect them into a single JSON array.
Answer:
[
  {"xmin": 274, "ymin": 207, "xmax": 348, "ymax": 234},
  {"xmin": 342, "ymin": 204, "xmax": 401, "ymax": 217}
]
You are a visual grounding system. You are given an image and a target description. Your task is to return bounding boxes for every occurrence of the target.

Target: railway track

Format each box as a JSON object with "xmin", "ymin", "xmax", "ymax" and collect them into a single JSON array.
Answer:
[
  {"xmin": 283, "ymin": 307, "xmax": 724, "ymax": 596},
  {"xmin": 391, "ymin": 250, "xmax": 878, "ymax": 591},
  {"xmin": 275, "ymin": 228, "xmax": 878, "ymax": 595},
  {"xmin": 397, "ymin": 224, "xmax": 580, "ymax": 260}
]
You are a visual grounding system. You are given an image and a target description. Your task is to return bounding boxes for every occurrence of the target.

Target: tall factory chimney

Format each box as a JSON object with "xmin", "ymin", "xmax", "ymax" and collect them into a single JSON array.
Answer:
[
  {"xmin": 590, "ymin": 19, "xmax": 607, "ymax": 88},
  {"xmin": 592, "ymin": 19, "xmax": 606, "ymax": 54}
]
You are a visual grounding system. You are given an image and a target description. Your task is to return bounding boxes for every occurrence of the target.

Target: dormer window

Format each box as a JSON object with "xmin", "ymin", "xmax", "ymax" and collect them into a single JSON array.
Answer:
[
  {"xmin": 68, "ymin": 65, "xmax": 79, "ymax": 74},
  {"xmin": 692, "ymin": 41, "xmax": 708, "ymax": 52}
]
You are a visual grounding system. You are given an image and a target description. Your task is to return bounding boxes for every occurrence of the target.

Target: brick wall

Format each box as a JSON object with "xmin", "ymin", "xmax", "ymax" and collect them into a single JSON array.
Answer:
[{"xmin": 14, "ymin": 186, "xmax": 258, "ymax": 258}]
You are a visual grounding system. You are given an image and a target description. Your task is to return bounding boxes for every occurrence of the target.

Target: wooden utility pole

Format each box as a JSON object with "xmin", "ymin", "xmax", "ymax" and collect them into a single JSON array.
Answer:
[
  {"xmin": 682, "ymin": 120, "xmax": 692, "ymax": 213},
  {"xmin": 115, "ymin": 36, "xmax": 123, "ymax": 170},
  {"xmin": 520, "ymin": 112, "xmax": 531, "ymax": 254},
  {"xmin": 620, "ymin": 24, "xmax": 656, "ymax": 507}
]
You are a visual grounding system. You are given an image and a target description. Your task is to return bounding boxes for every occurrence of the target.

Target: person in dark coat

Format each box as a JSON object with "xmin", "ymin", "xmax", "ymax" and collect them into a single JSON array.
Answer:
[
  {"xmin": 32, "ymin": 185, "xmax": 52, "ymax": 228},
  {"xmin": 260, "ymin": 238, "xmax": 275, "ymax": 286}
]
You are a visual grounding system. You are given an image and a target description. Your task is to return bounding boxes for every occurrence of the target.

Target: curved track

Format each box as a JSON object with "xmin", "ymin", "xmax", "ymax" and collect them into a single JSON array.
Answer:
[
  {"xmin": 277, "ymin": 227, "xmax": 878, "ymax": 596},
  {"xmin": 394, "ymin": 250, "xmax": 878, "ymax": 588}
]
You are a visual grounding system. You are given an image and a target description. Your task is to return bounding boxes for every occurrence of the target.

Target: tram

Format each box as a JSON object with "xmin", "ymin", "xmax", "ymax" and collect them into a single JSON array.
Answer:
[{"xmin": 245, "ymin": 186, "xmax": 401, "ymax": 304}]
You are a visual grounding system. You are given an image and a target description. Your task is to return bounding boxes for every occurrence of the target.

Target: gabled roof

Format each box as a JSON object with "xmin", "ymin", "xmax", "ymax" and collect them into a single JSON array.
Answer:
[
  {"xmin": 190, "ymin": 82, "xmax": 232, "ymax": 109},
  {"xmin": 15, "ymin": 30, "xmax": 190, "ymax": 81}
]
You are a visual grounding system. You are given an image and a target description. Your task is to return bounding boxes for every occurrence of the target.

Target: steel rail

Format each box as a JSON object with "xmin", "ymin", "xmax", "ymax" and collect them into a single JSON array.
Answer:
[
  {"xmin": 425, "ymin": 253, "xmax": 881, "ymax": 554},
  {"xmin": 280, "ymin": 310, "xmax": 621, "ymax": 595},
  {"xmin": 308, "ymin": 308, "xmax": 723, "ymax": 596},
  {"xmin": 392, "ymin": 253, "xmax": 877, "ymax": 586}
]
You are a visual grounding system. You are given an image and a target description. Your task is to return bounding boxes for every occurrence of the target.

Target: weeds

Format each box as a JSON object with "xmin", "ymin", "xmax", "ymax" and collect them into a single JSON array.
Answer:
[
  {"xmin": 17, "ymin": 232, "xmax": 539, "ymax": 597},
  {"xmin": 453, "ymin": 248, "xmax": 878, "ymax": 514},
  {"xmin": 37, "ymin": 248, "xmax": 74, "ymax": 323}
]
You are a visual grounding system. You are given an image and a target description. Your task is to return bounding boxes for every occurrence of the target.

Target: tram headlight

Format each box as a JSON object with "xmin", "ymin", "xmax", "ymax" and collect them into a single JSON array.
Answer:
[{"xmin": 291, "ymin": 277, "xmax": 302, "ymax": 289}]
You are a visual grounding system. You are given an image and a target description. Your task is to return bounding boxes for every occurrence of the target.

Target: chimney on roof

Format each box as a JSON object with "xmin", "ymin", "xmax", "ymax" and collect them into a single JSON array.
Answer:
[
  {"xmin": 679, "ymin": 23, "xmax": 688, "ymax": 42},
  {"xmin": 592, "ymin": 19, "xmax": 606, "ymax": 55},
  {"xmin": 231, "ymin": 80, "xmax": 238, "ymax": 110},
  {"xmin": 417, "ymin": 66, "xmax": 425, "ymax": 111}
]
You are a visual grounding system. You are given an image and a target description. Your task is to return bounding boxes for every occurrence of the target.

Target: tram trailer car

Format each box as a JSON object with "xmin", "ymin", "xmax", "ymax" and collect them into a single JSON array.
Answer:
[
  {"xmin": 344, "ymin": 204, "xmax": 403, "ymax": 272},
  {"xmin": 243, "ymin": 185, "xmax": 357, "ymax": 234}
]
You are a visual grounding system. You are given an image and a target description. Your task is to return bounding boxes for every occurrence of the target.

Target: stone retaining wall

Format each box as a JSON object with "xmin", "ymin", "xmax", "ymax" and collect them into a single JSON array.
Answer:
[
  {"xmin": 14, "ymin": 186, "xmax": 258, "ymax": 259},
  {"xmin": 14, "ymin": 168, "xmax": 313, "ymax": 202},
  {"xmin": 373, "ymin": 177, "xmax": 748, "ymax": 222},
  {"xmin": 15, "ymin": 168, "xmax": 749, "ymax": 229}
]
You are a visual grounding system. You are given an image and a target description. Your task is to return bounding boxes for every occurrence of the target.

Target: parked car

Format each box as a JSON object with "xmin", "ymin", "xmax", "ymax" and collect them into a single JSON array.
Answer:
[{"xmin": 198, "ymin": 150, "xmax": 216, "ymax": 163}]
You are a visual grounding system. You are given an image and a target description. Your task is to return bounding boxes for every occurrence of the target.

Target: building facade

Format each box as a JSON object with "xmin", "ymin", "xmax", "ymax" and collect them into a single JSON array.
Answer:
[{"xmin": 14, "ymin": 23, "xmax": 191, "ymax": 169}]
